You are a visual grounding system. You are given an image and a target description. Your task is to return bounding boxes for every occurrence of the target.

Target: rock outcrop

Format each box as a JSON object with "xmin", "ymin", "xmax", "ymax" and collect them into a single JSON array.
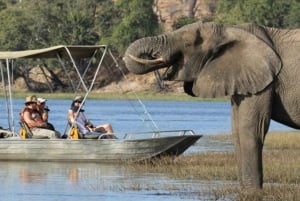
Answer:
[{"xmin": 153, "ymin": 0, "xmax": 217, "ymax": 31}]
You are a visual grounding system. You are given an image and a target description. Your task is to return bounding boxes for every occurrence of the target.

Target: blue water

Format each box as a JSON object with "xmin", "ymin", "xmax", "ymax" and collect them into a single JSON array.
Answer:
[
  {"xmin": 0, "ymin": 99, "xmax": 296, "ymax": 201},
  {"xmin": 0, "ymin": 99, "xmax": 294, "ymax": 137}
]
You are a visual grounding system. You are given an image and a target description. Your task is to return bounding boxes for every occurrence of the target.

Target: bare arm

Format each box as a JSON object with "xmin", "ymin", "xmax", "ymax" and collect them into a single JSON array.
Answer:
[
  {"xmin": 23, "ymin": 110, "xmax": 46, "ymax": 128},
  {"xmin": 40, "ymin": 110, "xmax": 48, "ymax": 122},
  {"xmin": 68, "ymin": 109, "xmax": 75, "ymax": 123}
]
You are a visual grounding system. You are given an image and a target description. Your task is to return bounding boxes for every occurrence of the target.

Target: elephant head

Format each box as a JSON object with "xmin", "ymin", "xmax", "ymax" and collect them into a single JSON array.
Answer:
[{"xmin": 123, "ymin": 22, "xmax": 282, "ymax": 98}]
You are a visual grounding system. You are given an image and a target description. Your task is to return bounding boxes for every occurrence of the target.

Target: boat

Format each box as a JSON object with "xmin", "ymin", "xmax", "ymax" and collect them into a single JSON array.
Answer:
[
  {"xmin": 0, "ymin": 130, "xmax": 201, "ymax": 162},
  {"xmin": 0, "ymin": 45, "xmax": 202, "ymax": 162}
]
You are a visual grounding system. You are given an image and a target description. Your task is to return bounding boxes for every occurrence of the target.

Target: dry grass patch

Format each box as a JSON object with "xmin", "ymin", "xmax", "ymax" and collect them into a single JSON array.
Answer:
[
  {"xmin": 211, "ymin": 184, "xmax": 300, "ymax": 201},
  {"xmin": 130, "ymin": 153, "xmax": 238, "ymax": 180},
  {"xmin": 264, "ymin": 150, "xmax": 300, "ymax": 184},
  {"xmin": 264, "ymin": 131, "xmax": 300, "ymax": 149},
  {"xmin": 127, "ymin": 131, "xmax": 300, "ymax": 200},
  {"xmin": 209, "ymin": 131, "xmax": 300, "ymax": 150}
]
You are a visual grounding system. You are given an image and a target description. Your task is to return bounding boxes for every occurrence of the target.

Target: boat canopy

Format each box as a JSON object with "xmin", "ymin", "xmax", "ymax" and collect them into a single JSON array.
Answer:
[
  {"xmin": 0, "ymin": 45, "xmax": 118, "ymax": 135},
  {"xmin": 0, "ymin": 45, "xmax": 107, "ymax": 59},
  {"xmin": 0, "ymin": 45, "xmax": 159, "ymax": 137}
]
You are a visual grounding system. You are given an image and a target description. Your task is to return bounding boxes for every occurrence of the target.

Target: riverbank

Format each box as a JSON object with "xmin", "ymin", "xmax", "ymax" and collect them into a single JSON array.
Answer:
[
  {"xmin": 2, "ymin": 91, "xmax": 229, "ymax": 101},
  {"xmin": 128, "ymin": 131, "xmax": 300, "ymax": 200}
]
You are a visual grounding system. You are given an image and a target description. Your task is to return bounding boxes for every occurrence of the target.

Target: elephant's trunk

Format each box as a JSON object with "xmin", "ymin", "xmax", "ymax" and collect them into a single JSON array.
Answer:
[{"xmin": 123, "ymin": 35, "xmax": 171, "ymax": 74}]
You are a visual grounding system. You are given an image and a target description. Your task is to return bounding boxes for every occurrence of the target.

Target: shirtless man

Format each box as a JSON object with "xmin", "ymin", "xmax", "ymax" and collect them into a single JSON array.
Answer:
[{"xmin": 20, "ymin": 95, "xmax": 60, "ymax": 139}]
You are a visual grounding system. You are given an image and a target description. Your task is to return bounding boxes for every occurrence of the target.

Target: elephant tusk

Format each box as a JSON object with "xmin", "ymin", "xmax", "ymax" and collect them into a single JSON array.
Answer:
[{"xmin": 128, "ymin": 54, "xmax": 164, "ymax": 65}]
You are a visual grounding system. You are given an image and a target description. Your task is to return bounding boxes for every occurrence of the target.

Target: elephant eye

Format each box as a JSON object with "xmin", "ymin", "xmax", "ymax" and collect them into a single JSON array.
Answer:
[
  {"xmin": 194, "ymin": 30, "xmax": 203, "ymax": 46},
  {"xmin": 184, "ymin": 41, "xmax": 192, "ymax": 48},
  {"xmin": 183, "ymin": 31, "xmax": 202, "ymax": 48}
]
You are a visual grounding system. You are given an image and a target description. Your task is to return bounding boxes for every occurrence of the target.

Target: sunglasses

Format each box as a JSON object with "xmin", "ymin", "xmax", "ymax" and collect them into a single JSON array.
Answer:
[{"xmin": 75, "ymin": 101, "xmax": 82, "ymax": 103}]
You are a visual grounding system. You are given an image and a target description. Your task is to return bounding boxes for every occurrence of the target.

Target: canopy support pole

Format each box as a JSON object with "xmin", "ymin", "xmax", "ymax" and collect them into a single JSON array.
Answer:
[
  {"xmin": 57, "ymin": 53, "xmax": 76, "ymax": 92},
  {"xmin": 62, "ymin": 46, "xmax": 108, "ymax": 135},
  {"xmin": 107, "ymin": 49, "xmax": 160, "ymax": 132},
  {"xmin": 63, "ymin": 47, "xmax": 89, "ymax": 92},
  {"xmin": 1, "ymin": 59, "xmax": 16, "ymax": 135}
]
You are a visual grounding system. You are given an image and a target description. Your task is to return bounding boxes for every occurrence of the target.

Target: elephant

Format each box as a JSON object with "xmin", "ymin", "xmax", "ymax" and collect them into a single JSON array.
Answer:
[{"xmin": 123, "ymin": 21, "xmax": 300, "ymax": 189}]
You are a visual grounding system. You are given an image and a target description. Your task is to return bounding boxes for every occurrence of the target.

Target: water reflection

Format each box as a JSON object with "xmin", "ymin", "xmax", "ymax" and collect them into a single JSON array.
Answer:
[
  {"xmin": 19, "ymin": 168, "xmax": 47, "ymax": 184},
  {"xmin": 188, "ymin": 136, "xmax": 234, "ymax": 154},
  {"xmin": 1, "ymin": 161, "xmax": 229, "ymax": 201}
]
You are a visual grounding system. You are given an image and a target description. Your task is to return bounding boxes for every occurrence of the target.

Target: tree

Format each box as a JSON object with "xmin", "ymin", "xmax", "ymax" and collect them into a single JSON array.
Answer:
[
  {"xmin": 0, "ymin": 8, "xmax": 35, "ymax": 50},
  {"xmin": 0, "ymin": 0, "xmax": 100, "ymax": 50},
  {"xmin": 216, "ymin": 0, "xmax": 299, "ymax": 28},
  {"xmin": 31, "ymin": 0, "xmax": 100, "ymax": 46},
  {"xmin": 287, "ymin": 0, "xmax": 300, "ymax": 28},
  {"xmin": 172, "ymin": 16, "xmax": 198, "ymax": 30},
  {"xmin": 99, "ymin": 0, "xmax": 159, "ymax": 54}
]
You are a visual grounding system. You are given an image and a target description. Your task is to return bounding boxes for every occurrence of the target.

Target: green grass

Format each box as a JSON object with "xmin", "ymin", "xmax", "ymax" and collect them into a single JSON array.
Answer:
[{"xmin": 1, "ymin": 91, "xmax": 229, "ymax": 101}]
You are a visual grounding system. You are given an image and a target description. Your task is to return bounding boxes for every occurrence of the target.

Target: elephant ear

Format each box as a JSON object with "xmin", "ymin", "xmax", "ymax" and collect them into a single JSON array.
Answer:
[{"xmin": 192, "ymin": 26, "xmax": 282, "ymax": 98}]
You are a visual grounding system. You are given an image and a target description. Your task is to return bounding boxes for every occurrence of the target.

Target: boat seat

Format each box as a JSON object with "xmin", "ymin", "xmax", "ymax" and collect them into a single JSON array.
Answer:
[
  {"xmin": 98, "ymin": 134, "xmax": 118, "ymax": 139},
  {"xmin": 68, "ymin": 127, "xmax": 101, "ymax": 139},
  {"xmin": 67, "ymin": 118, "xmax": 115, "ymax": 139},
  {"xmin": 19, "ymin": 121, "xmax": 33, "ymax": 139},
  {"xmin": 0, "ymin": 128, "xmax": 13, "ymax": 138},
  {"xmin": 19, "ymin": 121, "xmax": 48, "ymax": 139},
  {"xmin": 67, "ymin": 124, "xmax": 99, "ymax": 139},
  {"xmin": 68, "ymin": 126, "xmax": 80, "ymax": 139},
  {"xmin": 83, "ymin": 134, "xmax": 100, "ymax": 139},
  {"xmin": 67, "ymin": 126, "xmax": 116, "ymax": 139}
]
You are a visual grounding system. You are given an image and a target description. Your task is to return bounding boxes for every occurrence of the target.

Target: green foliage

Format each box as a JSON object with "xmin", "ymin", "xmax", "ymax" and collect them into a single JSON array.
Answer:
[
  {"xmin": 0, "ymin": 8, "xmax": 34, "ymax": 50},
  {"xmin": 0, "ymin": 1, "xmax": 6, "ymax": 10},
  {"xmin": 287, "ymin": 0, "xmax": 300, "ymax": 28},
  {"xmin": 216, "ymin": 0, "xmax": 300, "ymax": 28},
  {"xmin": 95, "ymin": 1, "xmax": 118, "ymax": 43},
  {"xmin": 0, "ymin": 0, "xmax": 100, "ymax": 50},
  {"xmin": 100, "ymin": 0, "xmax": 158, "ymax": 54},
  {"xmin": 172, "ymin": 16, "xmax": 198, "ymax": 30},
  {"xmin": 0, "ymin": 0, "xmax": 299, "ymax": 55},
  {"xmin": 0, "ymin": 0, "xmax": 158, "ymax": 54}
]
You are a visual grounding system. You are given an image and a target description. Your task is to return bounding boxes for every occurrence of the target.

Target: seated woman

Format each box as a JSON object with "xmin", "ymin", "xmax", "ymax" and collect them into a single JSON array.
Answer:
[
  {"xmin": 68, "ymin": 96, "xmax": 115, "ymax": 139},
  {"xmin": 20, "ymin": 95, "xmax": 61, "ymax": 139}
]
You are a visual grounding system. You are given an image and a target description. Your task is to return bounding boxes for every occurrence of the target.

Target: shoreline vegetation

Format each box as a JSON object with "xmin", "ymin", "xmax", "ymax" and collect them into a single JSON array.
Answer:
[
  {"xmin": 128, "ymin": 131, "xmax": 300, "ymax": 200},
  {"xmin": 1, "ymin": 92, "xmax": 230, "ymax": 101}
]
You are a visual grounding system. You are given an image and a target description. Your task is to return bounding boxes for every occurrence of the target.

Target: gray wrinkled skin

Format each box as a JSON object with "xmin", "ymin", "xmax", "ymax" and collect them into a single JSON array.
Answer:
[{"xmin": 123, "ymin": 21, "xmax": 300, "ymax": 189}]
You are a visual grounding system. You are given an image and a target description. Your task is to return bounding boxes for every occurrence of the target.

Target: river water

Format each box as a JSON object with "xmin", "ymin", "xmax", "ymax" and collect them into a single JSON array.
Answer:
[
  {"xmin": 0, "ymin": 99, "xmax": 295, "ymax": 200},
  {"xmin": 0, "ymin": 99, "xmax": 293, "ymax": 137}
]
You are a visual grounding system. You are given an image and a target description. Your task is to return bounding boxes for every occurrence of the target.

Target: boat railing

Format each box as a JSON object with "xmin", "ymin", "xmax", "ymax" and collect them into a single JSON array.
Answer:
[{"xmin": 122, "ymin": 129, "xmax": 197, "ymax": 139}]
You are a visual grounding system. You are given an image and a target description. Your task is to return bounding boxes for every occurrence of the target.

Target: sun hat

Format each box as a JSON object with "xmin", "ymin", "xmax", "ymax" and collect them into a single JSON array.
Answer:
[
  {"xmin": 73, "ymin": 95, "xmax": 84, "ymax": 102},
  {"xmin": 25, "ymin": 95, "xmax": 37, "ymax": 104},
  {"xmin": 37, "ymin": 97, "xmax": 47, "ymax": 103}
]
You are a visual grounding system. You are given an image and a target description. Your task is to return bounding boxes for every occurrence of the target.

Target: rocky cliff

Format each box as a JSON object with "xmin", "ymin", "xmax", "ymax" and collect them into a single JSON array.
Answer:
[{"xmin": 153, "ymin": 0, "xmax": 217, "ymax": 31}]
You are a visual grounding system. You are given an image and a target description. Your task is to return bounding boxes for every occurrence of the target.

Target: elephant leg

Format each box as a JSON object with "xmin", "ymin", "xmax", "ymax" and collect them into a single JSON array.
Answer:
[
  {"xmin": 231, "ymin": 89, "xmax": 272, "ymax": 189},
  {"xmin": 231, "ymin": 99, "xmax": 243, "ymax": 186}
]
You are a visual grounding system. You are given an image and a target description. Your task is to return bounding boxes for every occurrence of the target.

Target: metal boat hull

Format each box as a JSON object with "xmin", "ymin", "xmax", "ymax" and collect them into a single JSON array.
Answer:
[{"xmin": 0, "ymin": 135, "xmax": 202, "ymax": 162}]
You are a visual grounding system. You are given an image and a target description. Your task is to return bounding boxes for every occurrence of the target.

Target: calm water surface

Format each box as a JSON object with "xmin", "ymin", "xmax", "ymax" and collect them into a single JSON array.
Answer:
[
  {"xmin": 0, "ymin": 99, "xmax": 295, "ymax": 200},
  {"xmin": 0, "ymin": 99, "xmax": 293, "ymax": 136}
]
